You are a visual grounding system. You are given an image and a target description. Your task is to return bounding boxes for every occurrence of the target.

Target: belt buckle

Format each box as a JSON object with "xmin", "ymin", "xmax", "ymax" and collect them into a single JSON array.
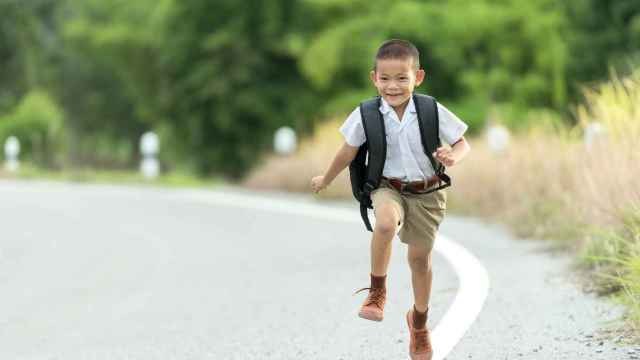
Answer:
[{"xmin": 403, "ymin": 182, "xmax": 417, "ymax": 194}]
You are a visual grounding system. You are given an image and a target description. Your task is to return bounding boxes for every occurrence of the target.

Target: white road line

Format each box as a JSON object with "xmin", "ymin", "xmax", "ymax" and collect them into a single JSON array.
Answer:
[
  {"xmin": 175, "ymin": 189, "xmax": 490, "ymax": 359},
  {"xmin": 431, "ymin": 235, "xmax": 490, "ymax": 359}
]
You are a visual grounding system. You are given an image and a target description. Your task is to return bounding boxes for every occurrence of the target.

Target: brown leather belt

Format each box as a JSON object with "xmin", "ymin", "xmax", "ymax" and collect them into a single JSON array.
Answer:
[{"xmin": 381, "ymin": 176, "xmax": 441, "ymax": 194}]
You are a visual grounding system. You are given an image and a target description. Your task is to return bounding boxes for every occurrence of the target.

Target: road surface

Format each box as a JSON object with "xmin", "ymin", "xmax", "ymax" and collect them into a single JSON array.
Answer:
[{"xmin": 0, "ymin": 180, "xmax": 636, "ymax": 359}]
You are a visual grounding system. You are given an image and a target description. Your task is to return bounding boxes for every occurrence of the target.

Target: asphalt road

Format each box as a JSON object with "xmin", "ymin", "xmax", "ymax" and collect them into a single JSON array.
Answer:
[{"xmin": 0, "ymin": 180, "xmax": 637, "ymax": 359}]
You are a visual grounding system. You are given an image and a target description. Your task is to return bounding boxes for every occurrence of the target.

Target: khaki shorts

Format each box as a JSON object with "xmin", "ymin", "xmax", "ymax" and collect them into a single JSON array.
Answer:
[{"xmin": 370, "ymin": 178, "xmax": 447, "ymax": 251}]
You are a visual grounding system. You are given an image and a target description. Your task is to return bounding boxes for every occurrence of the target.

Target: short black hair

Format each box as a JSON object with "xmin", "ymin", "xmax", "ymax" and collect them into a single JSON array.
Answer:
[{"xmin": 374, "ymin": 39, "xmax": 420, "ymax": 71}]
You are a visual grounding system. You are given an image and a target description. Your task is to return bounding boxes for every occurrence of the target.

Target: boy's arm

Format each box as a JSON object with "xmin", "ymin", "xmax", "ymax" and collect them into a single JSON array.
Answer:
[
  {"xmin": 433, "ymin": 137, "xmax": 471, "ymax": 167},
  {"xmin": 311, "ymin": 142, "xmax": 359, "ymax": 193}
]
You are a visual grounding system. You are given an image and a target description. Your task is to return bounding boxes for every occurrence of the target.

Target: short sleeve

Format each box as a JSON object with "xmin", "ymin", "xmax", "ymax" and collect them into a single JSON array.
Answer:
[
  {"xmin": 437, "ymin": 102, "xmax": 468, "ymax": 145},
  {"xmin": 339, "ymin": 107, "xmax": 366, "ymax": 147}
]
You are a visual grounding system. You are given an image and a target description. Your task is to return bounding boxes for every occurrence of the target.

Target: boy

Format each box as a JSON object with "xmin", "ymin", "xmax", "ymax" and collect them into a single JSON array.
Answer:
[{"xmin": 310, "ymin": 39, "xmax": 470, "ymax": 360}]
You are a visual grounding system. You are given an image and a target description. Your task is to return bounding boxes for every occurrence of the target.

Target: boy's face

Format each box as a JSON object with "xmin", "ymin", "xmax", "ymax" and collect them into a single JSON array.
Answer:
[{"xmin": 370, "ymin": 58, "xmax": 425, "ymax": 109}]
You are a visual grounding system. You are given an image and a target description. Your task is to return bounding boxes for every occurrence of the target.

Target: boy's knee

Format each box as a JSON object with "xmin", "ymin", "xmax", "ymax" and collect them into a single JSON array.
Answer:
[
  {"xmin": 408, "ymin": 255, "xmax": 432, "ymax": 272},
  {"xmin": 373, "ymin": 204, "xmax": 401, "ymax": 237},
  {"xmin": 374, "ymin": 218, "xmax": 399, "ymax": 238}
]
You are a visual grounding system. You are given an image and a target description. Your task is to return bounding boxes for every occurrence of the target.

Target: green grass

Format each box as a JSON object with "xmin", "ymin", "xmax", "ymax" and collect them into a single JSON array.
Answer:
[
  {"xmin": 0, "ymin": 163, "xmax": 223, "ymax": 189},
  {"xmin": 618, "ymin": 255, "xmax": 640, "ymax": 330},
  {"xmin": 580, "ymin": 210, "xmax": 640, "ymax": 332}
]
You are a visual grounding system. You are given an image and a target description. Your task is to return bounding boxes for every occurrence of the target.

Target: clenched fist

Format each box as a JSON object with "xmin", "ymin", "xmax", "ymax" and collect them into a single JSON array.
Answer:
[
  {"xmin": 432, "ymin": 146, "xmax": 458, "ymax": 167},
  {"xmin": 310, "ymin": 175, "xmax": 328, "ymax": 194}
]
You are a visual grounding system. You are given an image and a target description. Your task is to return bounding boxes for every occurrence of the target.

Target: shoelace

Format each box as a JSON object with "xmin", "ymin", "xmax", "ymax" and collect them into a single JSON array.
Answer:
[
  {"xmin": 413, "ymin": 328, "xmax": 432, "ymax": 352},
  {"xmin": 353, "ymin": 287, "xmax": 386, "ymax": 309}
]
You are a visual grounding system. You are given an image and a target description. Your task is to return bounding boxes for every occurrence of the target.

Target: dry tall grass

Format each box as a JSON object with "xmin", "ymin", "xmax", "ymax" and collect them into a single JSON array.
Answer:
[
  {"xmin": 243, "ymin": 117, "xmax": 353, "ymax": 199},
  {"xmin": 450, "ymin": 71, "xmax": 640, "ymax": 331}
]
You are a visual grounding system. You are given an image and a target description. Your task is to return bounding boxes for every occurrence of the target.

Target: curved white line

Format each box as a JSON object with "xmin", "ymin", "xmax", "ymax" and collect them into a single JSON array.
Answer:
[
  {"xmin": 431, "ymin": 235, "xmax": 490, "ymax": 359},
  {"xmin": 175, "ymin": 189, "xmax": 490, "ymax": 359}
]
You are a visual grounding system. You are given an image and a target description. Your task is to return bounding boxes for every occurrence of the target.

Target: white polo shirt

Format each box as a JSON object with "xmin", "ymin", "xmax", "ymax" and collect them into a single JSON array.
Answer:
[{"xmin": 339, "ymin": 96, "xmax": 468, "ymax": 182}]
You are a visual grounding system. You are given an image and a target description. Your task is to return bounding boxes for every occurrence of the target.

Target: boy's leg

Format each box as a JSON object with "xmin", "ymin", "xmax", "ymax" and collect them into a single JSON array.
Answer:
[
  {"xmin": 405, "ymin": 242, "xmax": 434, "ymax": 359},
  {"xmin": 407, "ymin": 243, "xmax": 433, "ymax": 314},
  {"xmin": 371, "ymin": 202, "xmax": 402, "ymax": 276},
  {"xmin": 400, "ymin": 191, "xmax": 444, "ymax": 313},
  {"xmin": 357, "ymin": 188, "xmax": 404, "ymax": 322},
  {"xmin": 400, "ymin": 192, "xmax": 443, "ymax": 359}
]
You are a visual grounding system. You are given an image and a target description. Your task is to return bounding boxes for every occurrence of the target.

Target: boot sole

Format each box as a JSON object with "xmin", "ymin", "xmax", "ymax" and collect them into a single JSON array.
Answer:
[{"xmin": 358, "ymin": 308, "xmax": 383, "ymax": 321}]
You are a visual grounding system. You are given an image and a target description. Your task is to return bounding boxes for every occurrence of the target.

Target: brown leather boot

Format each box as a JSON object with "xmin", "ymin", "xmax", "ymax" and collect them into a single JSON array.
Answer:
[
  {"xmin": 354, "ymin": 287, "xmax": 386, "ymax": 321},
  {"xmin": 406, "ymin": 308, "xmax": 433, "ymax": 360}
]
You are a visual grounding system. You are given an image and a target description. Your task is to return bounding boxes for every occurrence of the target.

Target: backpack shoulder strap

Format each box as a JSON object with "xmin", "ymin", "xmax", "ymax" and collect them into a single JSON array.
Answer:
[
  {"xmin": 413, "ymin": 93, "xmax": 443, "ymax": 175},
  {"xmin": 356, "ymin": 96, "xmax": 386, "ymax": 232},
  {"xmin": 359, "ymin": 96, "xmax": 386, "ymax": 191}
]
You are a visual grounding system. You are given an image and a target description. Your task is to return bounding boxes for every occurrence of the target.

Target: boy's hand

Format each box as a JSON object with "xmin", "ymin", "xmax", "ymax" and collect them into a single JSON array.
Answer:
[
  {"xmin": 311, "ymin": 175, "xmax": 329, "ymax": 193},
  {"xmin": 432, "ymin": 147, "xmax": 457, "ymax": 167}
]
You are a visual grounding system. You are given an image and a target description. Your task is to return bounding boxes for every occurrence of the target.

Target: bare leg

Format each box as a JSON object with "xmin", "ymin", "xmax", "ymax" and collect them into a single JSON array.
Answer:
[
  {"xmin": 371, "ymin": 203, "xmax": 401, "ymax": 276},
  {"xmin": 407, "ymin": 243, "xmax": 433, "ymax": 313}
]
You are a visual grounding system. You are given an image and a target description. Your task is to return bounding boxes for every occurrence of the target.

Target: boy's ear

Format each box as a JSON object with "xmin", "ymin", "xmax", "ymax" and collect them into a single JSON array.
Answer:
[
  {"xmin": 369, "ymin": 70, "xmax": 377, "ymax": 85},
  {"xmin": 415, "ymin": 69, "xmax": 426, "ymax": 86}
]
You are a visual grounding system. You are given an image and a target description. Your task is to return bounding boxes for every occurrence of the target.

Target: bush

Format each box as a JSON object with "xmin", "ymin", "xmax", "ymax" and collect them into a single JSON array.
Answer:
[{"xmin": 0, "ymin": 90, "xmax": 65, "ymax": 166}]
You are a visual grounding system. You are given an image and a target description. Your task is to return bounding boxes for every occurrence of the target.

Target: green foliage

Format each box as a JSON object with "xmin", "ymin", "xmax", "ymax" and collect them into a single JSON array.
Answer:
[
  {"xmin": 20, "ymin": 0, "xmax": 176, "ymax": 169},
  {"xmin": 0, "ymin": 90, "xmax": 64, "ymax": 165},
  {"xmin": 300, "ymin": 0, "xmax": 570, "ymax": 121},
  {"xmin": 298, "ymin": 0, "xmax": 639, "ymax": 134},
  {"xmin": 563, "ymin": 1, "xmax": 640, "ymax": 97},
  {"xmin": 0, "ymin": 0, "xmax": 58, "ymax": 112},
  {"xmin": 160, "ymin": 0, "xmax": 319, "ymax": 177},
  {"xmin": 61, "ymin": 0, "xmax": 170, "ymax": 124},
  {"xmin": 437, "ymin": 96, "xmax": 489, "ymax": 135},
  {"xmin": 1, "ymin": 0, "xmax": 639, "ymax": 177},
  {"xmin": 581, "ymin": 211, "xmax": 640, "ymax": 327},
  {"xmin": 11, "ymin": 162, "xmax": 221, "ymax": 188}
]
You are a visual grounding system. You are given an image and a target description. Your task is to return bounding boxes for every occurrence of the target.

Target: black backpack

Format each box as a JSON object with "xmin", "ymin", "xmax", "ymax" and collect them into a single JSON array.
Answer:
[{"xmin": 349, "ymin": 93, "xmax": 451, "ymax": 231}]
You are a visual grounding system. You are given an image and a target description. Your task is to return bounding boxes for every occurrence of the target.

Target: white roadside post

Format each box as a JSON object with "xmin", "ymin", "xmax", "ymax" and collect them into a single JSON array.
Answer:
[
  {"xmin": 584, "ymin": 122, "xmax": 607, "ymax": 151},
  {"xmin": 4, "ymin": 136, "xmax": 20, "ymax": 173},
  {"xmin": 140, "ymin": 131, "xmax": 160, "ymax": 179},
  {"xmin": 274, "ymin": 126, "xmax": 297, "ymax": 156},
  {"xmin": 486, "ymin": 124, "xmax": 510, "ymax": 154}
]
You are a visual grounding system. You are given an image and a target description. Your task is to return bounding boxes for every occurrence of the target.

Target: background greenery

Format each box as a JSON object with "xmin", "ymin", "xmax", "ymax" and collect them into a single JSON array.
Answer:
[{"xmin": 1, "ymin": 0, "xmax": 639, "ymax": 179}]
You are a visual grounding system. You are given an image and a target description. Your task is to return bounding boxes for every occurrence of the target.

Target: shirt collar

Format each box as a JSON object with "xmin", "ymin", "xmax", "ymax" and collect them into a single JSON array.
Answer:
[{"xmin": 378, "ymin": 95, "xmax": 417, "ymax": 115}]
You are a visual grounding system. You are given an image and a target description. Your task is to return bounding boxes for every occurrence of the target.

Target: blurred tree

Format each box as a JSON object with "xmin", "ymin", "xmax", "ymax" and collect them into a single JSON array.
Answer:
[
  {"xmin": 0, "ymin": 0, "xmax": 58, "ymax": 112},
  {"xmin": 53, "ymin": 0, "xmax": 169, "ymax": 167},
  {"xmin": 299, "ymin": 0, "xmax": 569, "ymax": 132},
  {"xmin": 563, "ymin": 0, "xmax": 640, "ymax": 96},
  {"xmin": 161, "ymin": 0, "xmax": 318, "ymax": 178},
  {"xmin": 1, "ymin": 0, "xmax": 639, "ymax": 176},
  {"xmin": 0, "ymin": 90, "xmax": 64, "ymax": 166}
]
